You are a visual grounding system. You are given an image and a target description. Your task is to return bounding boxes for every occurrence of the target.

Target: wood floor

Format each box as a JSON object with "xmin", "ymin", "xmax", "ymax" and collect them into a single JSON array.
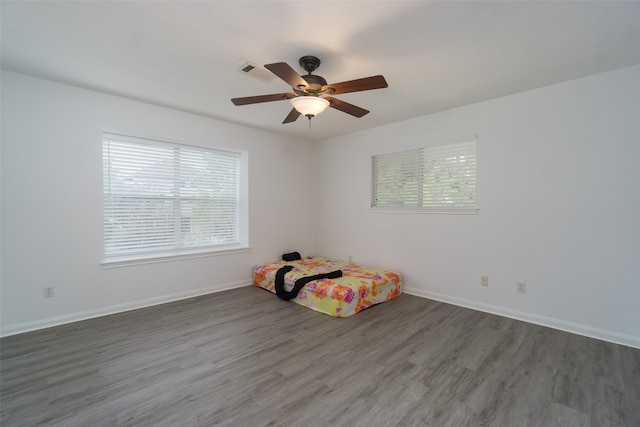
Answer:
[{"xmin": 1, "ymin": 286, "xmax": 639, "ymax": 427}]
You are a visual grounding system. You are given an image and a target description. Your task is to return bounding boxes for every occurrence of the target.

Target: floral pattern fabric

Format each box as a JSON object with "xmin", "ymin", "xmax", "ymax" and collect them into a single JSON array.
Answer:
[{"xmin": 253, "ymin": 257, "xmax": 402, "ymax": 317}]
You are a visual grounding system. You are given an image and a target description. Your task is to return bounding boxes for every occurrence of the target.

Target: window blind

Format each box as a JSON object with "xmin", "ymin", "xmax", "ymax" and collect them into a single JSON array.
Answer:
[
  {"xmin": 372, "ymin": 139, "xmax": 476, "ymax": 210},
  {"xmin": 103, "ymin": 133, "xmax": 241, "ymax": 257}
]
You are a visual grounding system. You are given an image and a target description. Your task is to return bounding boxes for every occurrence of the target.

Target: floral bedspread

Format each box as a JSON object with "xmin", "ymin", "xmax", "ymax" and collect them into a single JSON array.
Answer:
[{"xmin": 252, "ymin": 256, "xmax": 402, "ymax": 317}]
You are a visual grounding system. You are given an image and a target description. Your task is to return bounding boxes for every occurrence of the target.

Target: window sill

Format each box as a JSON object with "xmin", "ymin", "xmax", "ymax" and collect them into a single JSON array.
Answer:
[
  {"xmin": 101, "ymin": 246, "xmax": 251, "ymax": 269},
  {"xmin": 369, "ymin": 207, "xmax": 479, "ymax": 215}
]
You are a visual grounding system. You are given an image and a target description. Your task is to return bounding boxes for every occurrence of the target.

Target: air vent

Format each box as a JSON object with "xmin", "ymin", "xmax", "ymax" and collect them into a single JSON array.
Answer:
[{"xmin": 237, "ymin": 61, "xmax": 274, "ymax": 82}]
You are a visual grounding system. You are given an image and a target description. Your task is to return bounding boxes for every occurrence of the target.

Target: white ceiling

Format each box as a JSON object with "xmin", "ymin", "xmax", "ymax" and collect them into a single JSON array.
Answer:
[{"xmin": 2, "ymin": 1, "xmax": 640, "ymax": 141}]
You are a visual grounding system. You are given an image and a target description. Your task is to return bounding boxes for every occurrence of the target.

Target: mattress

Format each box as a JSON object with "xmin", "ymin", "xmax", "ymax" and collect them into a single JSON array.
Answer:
[{"xmin": 253, "ymin": 256, "xmax": 402, "ymax": 317}]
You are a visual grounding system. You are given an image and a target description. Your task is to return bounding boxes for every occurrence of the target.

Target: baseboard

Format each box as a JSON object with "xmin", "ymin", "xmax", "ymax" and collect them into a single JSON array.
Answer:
[
  {"xmin": 5, "ymin": 284, "xmax": 638, "ymax": 349},
  {"xmin": 1, "ymin": 280, "xmax": 252, "ymax": 338},
  {"xmin": 403, "ymin": 287, "xmax": 640, "ymax": 350}
]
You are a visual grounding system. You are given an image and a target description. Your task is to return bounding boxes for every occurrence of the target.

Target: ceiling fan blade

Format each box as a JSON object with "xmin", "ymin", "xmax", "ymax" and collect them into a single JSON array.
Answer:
[
  {"xmin": 264, "ymin": 62, "xmax": 309, "ymax": 90},
  {"xmin": 282, "ymin": 108, "xmax": 301, "ymax": 124},
  {"xmin": 231, "ymin": 92, "xmax": 296, "ymax": 106},
  {"xmin": 325, "ymin": 96, "xmax": 369, "ymax": 118},
  {"xmin": 323, "ymin": 75, "xmax": 388, "ymax": 95}
]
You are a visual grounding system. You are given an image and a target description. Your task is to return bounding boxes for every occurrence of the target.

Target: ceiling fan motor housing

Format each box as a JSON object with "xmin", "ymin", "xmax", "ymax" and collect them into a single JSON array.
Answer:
[
  {"xmin": 295, "ymin": 74, "xmax": 328, "ymax": 96},
  {"xmin": 294, "ymin": 56, "xmax": 329, "ymax": 96}
]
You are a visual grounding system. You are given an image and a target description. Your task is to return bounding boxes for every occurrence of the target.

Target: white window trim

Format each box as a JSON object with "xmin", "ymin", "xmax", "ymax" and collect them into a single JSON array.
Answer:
[
  {"xmin": 101, "ymin": 245, "xmax": 251, "ymax": 269},
  {"xmin": 370, "ymin": 135, "xmax": 479, "ymax": 215},
  {"xmin": 368, "ymin": 206, "xmax": 479, "ymax": 215}
]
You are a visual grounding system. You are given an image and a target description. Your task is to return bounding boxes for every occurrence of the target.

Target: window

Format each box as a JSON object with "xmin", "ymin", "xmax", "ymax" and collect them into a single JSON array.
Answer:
[
  {"xmin": 371, "ymin": 137, "xmax": 477, "ymax": 213},
  {"xmin": 103, "ymin": 133, "xmax": 247, "ymax": 260}
]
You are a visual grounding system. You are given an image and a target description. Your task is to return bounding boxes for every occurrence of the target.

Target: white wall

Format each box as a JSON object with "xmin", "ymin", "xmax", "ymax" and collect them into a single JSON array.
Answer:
[
  {"xmin": 314, "ymin": 65, "xmax": 640, "ymax": 348},
  {"xmin": 1, "ymin": 71, "xmax": 316, "ymax": 334},
  {"xmin": 3, "ymin": 66, "xmax": 639, "ymax": 348}
]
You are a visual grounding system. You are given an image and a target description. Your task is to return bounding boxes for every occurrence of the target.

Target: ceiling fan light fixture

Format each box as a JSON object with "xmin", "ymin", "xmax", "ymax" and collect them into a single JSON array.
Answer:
[{"xmin": 290, "ymin": 96, "xmax": 330, "ymax": 118}]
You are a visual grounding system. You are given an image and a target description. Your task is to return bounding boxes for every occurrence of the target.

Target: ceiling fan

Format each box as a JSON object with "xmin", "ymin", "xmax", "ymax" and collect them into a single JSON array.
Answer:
[{"xmin": 231, "ymin": 55, "xmax": 388, "ymax": 124}]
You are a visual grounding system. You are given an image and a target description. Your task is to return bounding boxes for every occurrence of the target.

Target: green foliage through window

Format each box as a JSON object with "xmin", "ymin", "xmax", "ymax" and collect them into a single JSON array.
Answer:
[
  {"xmin": 372, "ymin": 139, "xmax": 476, "ymax": 210},
  {"xmin": 103, "ymin": 133, "xmax": 241, "ymax": 256}
]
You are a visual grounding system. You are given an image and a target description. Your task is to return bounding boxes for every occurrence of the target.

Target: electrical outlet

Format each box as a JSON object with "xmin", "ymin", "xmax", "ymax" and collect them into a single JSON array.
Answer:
[
  {"xmin": 517, "ymin": 281, "xmax": 526, "ymax": 293},
  {"xmin": 44, "ymin": 286, "xmax": 55, "ymax": 298},
  {"xmin": 481, "ymin": 276, "xmax": 489, "ymax": 287}
]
